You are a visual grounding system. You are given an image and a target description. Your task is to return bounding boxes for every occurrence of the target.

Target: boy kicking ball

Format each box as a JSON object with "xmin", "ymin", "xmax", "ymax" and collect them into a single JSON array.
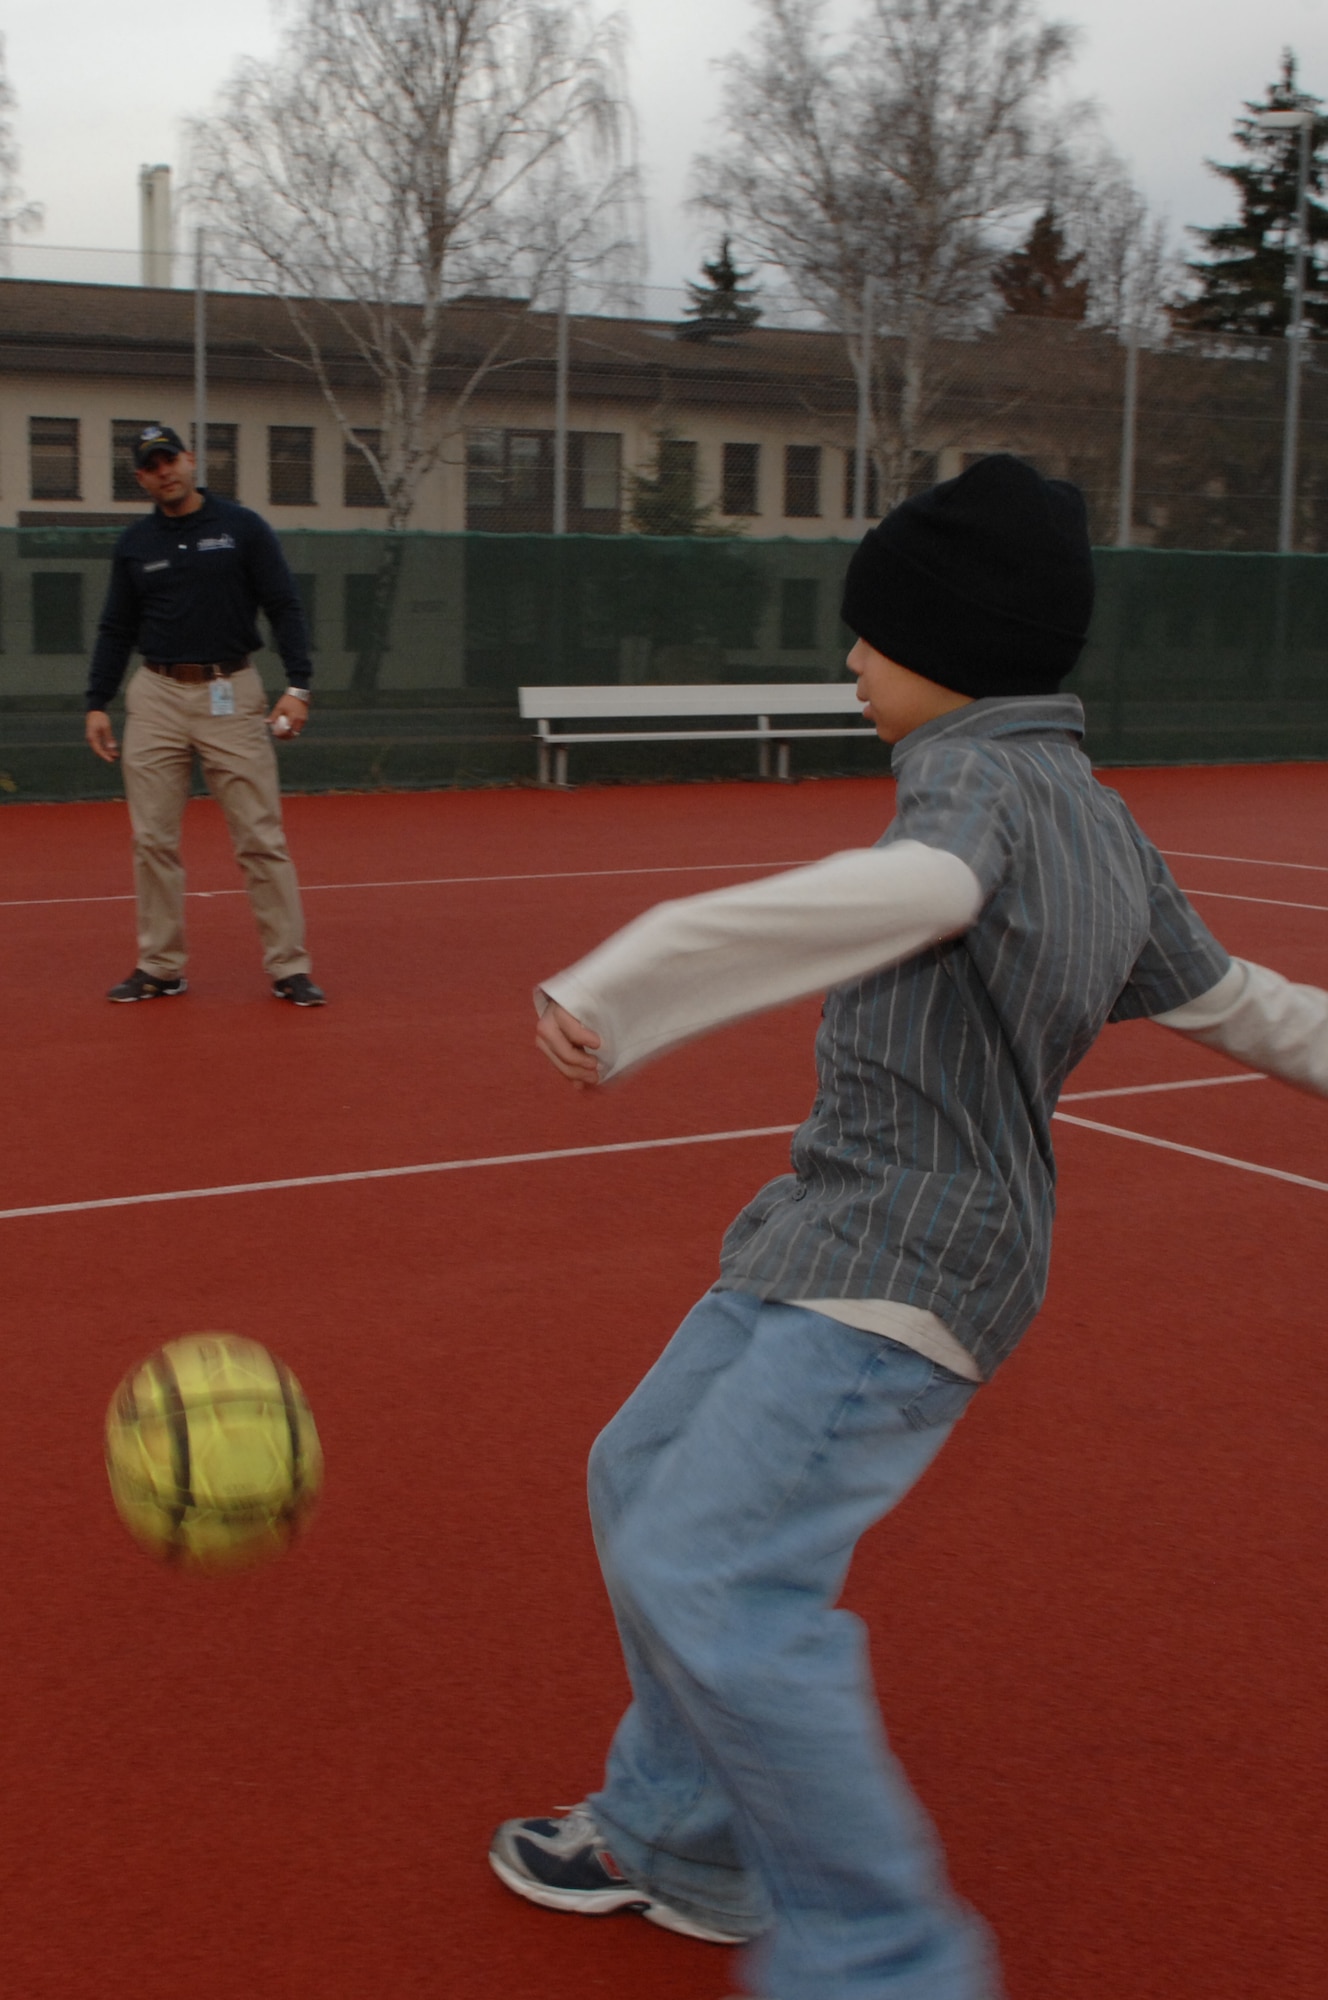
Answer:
[{"xmin": 489, "ymin": 456, "xmax": 1328, "ymax": 2000}]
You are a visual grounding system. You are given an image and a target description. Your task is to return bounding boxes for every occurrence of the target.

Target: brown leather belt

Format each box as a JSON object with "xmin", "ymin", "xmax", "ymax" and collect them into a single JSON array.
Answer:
[{"xmin": 145, "ymin": 658, "xmax": 250, "ymax": 684}]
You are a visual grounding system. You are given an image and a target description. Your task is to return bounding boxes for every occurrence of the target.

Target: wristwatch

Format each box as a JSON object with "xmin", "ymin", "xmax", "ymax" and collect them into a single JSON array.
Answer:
[{"xmin": 286, "ymin": 687, "xmax": 311, "ymax": 702}]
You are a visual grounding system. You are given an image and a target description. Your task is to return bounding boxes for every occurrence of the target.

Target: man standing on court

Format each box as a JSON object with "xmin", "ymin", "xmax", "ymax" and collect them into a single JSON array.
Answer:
[{"xmin": 85, "ymin": 422, "xmax": 325, "ymax": 1006}]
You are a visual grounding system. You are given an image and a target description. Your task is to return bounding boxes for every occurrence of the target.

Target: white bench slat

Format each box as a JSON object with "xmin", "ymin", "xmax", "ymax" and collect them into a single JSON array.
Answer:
[
  {"xmin": 517, "ymin": 682, "xmax": 873, "ymax": 785},
  {"xmin": 519, "ymin": 683, "xmax": 862, "ymax": 720},
  {"xmin": 537, "ymin": 725, "xmax": 871, "ymax": 744}
]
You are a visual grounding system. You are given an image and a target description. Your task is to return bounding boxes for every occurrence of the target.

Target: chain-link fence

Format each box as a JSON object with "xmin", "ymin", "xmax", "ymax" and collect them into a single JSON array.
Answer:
[{"xmin": 2, "ymin": 528, "xmax": 1326, "ymax": 799}]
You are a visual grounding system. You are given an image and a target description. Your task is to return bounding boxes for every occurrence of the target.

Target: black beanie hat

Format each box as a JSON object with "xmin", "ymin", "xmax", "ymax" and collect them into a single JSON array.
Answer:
[{"xmin": 840, "ymin": 454, "xmax": 1095, "ymax": 697}]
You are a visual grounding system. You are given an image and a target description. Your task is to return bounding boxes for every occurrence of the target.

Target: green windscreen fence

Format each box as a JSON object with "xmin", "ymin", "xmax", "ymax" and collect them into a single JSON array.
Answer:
[{"xmin": 2, "ymin": 527, "xmax": 1327, "ymax": 798}]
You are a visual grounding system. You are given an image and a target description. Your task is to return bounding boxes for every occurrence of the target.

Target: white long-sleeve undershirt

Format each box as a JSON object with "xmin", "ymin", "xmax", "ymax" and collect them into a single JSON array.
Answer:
[
  {"xmin": 1155, "ymin": 957, "xmax": 1328, "ymax": 1092},
  {"xmin": 538, "ymin": 840, "xmax": 984, "ymax": 1082}
]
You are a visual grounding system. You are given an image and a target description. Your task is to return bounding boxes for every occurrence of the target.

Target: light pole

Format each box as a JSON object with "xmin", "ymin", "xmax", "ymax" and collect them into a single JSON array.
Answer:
[
  {"xmin": 1116, "ymin": 323, "xmax": 1140, "ymax": 548},
  {"xmin": 194, "ymin": 227, "xmax": 207, "ymax": 488},
  {"xmin": 552, "ymin": 269, "xmax": 570, "ymax": 536},
  {"xmin": 1255, "ymin": 108, "xmax": 1315, "ymax": 553},
  {"xmin": 851, "ymin": 274, "xmax": 874, "ymax": 528}
]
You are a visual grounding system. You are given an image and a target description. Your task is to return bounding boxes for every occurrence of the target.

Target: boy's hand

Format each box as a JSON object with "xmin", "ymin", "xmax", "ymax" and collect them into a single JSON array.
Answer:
[{"xmin": 536, "ymin": 999, "xmax": 603, "ymax": 1087}]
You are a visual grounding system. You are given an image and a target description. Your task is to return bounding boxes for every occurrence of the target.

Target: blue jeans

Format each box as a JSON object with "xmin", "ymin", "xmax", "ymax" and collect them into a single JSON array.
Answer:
[{"xmin": 587, "ymin": 1289, "xmax": 1001, "ymax": 2000}]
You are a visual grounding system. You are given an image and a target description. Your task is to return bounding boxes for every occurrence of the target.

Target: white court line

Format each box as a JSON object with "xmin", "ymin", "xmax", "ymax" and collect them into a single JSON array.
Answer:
[
  {"xmin": 8, "ymin": 874, "xmax": 1327, "ymax": 919},
  {"xmin": 1059, "ymin": 1072, "xmax": 1264, "ymax": 1104},
  {"xmin": 0, "ymin": 1124, "xmax": 800, "ymax": 1223},
  {"xmin": 0, "ymin": 860, "xmax": 809, "ymax": 911},
  {"xmin": 8, "ymin": 854, "xmax": 1328, "ymax": 914},
  {"xmin": 1164, "ymin": 848, "xmax": 1328, "ymax": 874},
  {"xmin": 0, "ymin": 1071, "xmax": 1282, "ymax": 1225},
  {"xmin": 1053, "ymin": 1112, "xmax": 1328, "ymax": 1196},
  {"xmin": 1179, "ymin": 886, "xmax": 1328, "ymax": 915}
]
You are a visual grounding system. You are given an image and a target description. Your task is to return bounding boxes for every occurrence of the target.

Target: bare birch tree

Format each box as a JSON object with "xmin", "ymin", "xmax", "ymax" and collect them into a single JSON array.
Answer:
[
  {"xmin": 0, "ymin": 35, "xmax": 42, "ymax": 274},
  {"xmin": 694, "ymin": 0, "xmax": 1075, "ymax": 502},
  {"xmin": 1050, "ymin": 140, "xmax": 1180, "ymax": 341},
  {"xmin": 187, "ymin": 0, "xmax": 638, "ymax": 655}
]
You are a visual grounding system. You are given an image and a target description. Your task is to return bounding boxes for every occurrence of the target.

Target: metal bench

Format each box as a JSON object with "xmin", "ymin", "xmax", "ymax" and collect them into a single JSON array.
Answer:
[{"xmin": 518, "ymin": 683, "xmax": 871, "ymax": 786}]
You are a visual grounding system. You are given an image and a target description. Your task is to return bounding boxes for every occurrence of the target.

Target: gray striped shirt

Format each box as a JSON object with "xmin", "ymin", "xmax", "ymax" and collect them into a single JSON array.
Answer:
[{"xmin": 717, "ymin": 695, "xmax": 1230, "ymax": 1377}]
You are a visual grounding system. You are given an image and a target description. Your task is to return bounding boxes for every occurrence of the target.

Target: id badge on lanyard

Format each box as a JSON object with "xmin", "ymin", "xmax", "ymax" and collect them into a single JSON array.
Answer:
[{"xmin": 209, "ymin": 677, "xmax": 236, "ymax": 717}]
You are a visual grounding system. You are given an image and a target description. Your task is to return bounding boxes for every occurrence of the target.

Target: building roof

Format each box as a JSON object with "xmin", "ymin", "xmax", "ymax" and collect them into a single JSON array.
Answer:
[
  {"xmin": 0, "ymin": 277, "xmax": 868, "ymax": 412},
  {"xmin": 0, "ymin": 276, "xmax": 1135, "ymax": 422}
]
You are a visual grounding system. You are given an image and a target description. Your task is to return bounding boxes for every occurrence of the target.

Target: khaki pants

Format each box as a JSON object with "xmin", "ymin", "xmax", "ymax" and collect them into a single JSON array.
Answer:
[{"xmin": 121, "ymin": 664, "xmax": 311, "ymax": 980}]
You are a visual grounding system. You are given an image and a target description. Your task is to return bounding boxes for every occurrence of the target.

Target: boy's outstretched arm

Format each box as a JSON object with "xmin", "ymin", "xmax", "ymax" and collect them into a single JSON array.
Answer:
[
  {"xmin": 535, "ymin": 842, "xmax": 982, "ymax": 1084},
  {"xmin": 1155, "ymin": 958, "xmax": 1328, "ymax": 1095}
]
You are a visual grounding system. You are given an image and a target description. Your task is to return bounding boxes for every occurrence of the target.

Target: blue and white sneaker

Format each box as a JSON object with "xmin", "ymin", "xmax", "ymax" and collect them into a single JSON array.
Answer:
[{"xmin": 488, "ymin": 1801, "xmax": 749, "ymax": 1944}]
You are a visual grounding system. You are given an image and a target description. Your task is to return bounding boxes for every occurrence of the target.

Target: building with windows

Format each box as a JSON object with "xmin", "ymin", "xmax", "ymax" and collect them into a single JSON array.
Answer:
[
  {"xmin": 0, "ymin": 278, "xmax": 1042, "ymax": 543},
  {"xmin": 2, "ymin": 276, "xmax": 1315, "ymax": 558},
  {"xmin": 0, "ymin": 277, "xmax": 1155, "ymax": 714}
]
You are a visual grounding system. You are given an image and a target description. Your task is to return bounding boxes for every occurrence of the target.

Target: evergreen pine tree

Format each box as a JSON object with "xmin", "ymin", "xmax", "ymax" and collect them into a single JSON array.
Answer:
[
  {"xmin": 628, "ymin": 430, "xmax": 736, "ymax": 535},
  {"xmin": 994, "ymin": 207, "xmax": 1089, "ymax": 319},
  {"xmin": 677, "ymin": 237, "xmax": 762, "ymax": 342},
  {"xmin": 1180, "ymin": 50, "xmax": 1328, "ymax": 336}
]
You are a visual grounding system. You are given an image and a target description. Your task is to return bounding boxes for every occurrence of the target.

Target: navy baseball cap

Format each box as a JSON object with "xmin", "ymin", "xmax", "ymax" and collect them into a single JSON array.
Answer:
[{"xmin": 133, "ymin": 423, "xmax": 187, "ymax": 468}]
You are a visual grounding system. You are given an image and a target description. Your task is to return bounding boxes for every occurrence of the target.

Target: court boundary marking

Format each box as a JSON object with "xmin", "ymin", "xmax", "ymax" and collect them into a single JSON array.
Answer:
[
  {"xmin": 1165, "ymin": 849, "xmax": 1328, "ymax": 875},
  {"xmin": 5, "ymin": 846, "xmax": 1328, "ymax": 913},
  {"xmin": 0, "ymin": 1124, "xmax": 800, "ymax": 1223},
  {"xmin": 3, "ymin": 1071, "xmax": 1313, "ymax": 1226},
  {"xmin": 0, "ymin": 860, "xmax": 810, "ymax": 911},
  {"xmin": 1058, "ymin": 1072, "xmax": 1263, "ymax": 1103},
  {"xmin": 1053, "ymin": 1112, "xmax": 1328, "ymax": 1195},
  {"xmin": 1181, "ymin": 887, "xmax": 1328, "ymax": 916}
]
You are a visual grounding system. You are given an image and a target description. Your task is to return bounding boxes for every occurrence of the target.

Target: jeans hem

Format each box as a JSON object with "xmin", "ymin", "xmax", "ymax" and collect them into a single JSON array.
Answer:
[{"xmin": 588, "ymin": 1795, "xmax": 770, "ymax": 1939}]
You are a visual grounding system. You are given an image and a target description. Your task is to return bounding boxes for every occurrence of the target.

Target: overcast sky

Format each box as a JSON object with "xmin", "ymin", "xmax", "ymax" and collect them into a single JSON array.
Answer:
[{"xmin": 3, "ymin": 0, "xmax": 1324, "ymax": 296}]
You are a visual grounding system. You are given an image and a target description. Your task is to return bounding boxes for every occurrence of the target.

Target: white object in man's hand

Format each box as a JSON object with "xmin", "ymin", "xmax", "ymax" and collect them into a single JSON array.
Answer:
[
  {"xmin": 85, "ymin": 710, "xmax": 119, "ymax": 763},
  {"xmin": 267, "ymin": 691, "xmax": 307, "ymax": 739}
]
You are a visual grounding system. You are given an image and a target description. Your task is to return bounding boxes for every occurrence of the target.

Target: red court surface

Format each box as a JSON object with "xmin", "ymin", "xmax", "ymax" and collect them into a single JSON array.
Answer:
[{"xmin": 1, "ymin": 767, "xmax": 1326, "ymax": 2000}]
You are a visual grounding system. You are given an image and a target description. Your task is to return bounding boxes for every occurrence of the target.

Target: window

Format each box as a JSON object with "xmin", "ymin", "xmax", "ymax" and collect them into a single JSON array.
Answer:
[
  {"xmin": 572, "ymin": 432, "xmax": 620, "ymax": 513},
  {"xmin": 30, "ymin": 418, "xmax": 80, "ymax": 502},
  {"xmin": 344, "ymin": 429, "xmax": 386, "ymax": 508},
  {"xmin": 191, "ymin": 423, "xmax": 239, "ymax": 500},
  {"xmin": 32, "ymin": 573, "xmax": 84, "ymax": 653},
  {"xmin": 722, "ymin": 442, "xmax": 760, "ymax": 516},
  {"xmin": 269, "ymin": 427, "xmax": 314, "ymax": 506},
  {"xmin": 784, "ymin": 444, "xmax": 820, "ymax": 518},
  {"xmin": 657, "ymin": 438, "xmax": 697, "ymax": 487},
  {"xmin": 111, "ymin": 420, "xmax": 153, "ymax": 503},
  {"xmin": 779, "ymin": 578, "xmax": 820, "ymax": 650},
  {"xmin": 466, "ymin": 428, "xmax": 622, "ymax": 531},
  {"xmin": 466, "ymin": 430, "xmax": 505, "ymax": 512},
  {"xmin": 508, "ymin": 432, "xmax": 551, "ymax": 509},
  {"xmin": 842, "ymin": 450, "xmax": 880, "ymax": 520}
]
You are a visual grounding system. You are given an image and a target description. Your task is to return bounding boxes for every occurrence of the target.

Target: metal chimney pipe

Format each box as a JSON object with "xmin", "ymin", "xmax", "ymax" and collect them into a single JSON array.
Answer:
[{"xmin": 139, "ymin": 165, "xmax": 173, "ymax": 287}]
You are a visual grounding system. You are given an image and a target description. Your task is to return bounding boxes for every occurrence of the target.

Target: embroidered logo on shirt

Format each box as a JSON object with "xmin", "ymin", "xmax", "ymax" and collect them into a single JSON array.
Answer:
[
  {"xmin": 197, "ymin": 535, "xmax": 237, "ymax": 552},
  {"xmin": 142, "ymin": 560, "xmax": 170, "ymax": 572}
]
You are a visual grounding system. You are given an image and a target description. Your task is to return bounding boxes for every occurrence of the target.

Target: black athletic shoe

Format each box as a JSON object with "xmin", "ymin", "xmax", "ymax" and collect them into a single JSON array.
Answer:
[
  {"xmin": 487, "ymin": 1802, "xmax": 750, "ymax": 1944},
  {"xmin": 272, "ymin": 974, "xmax": 326, "ymax": 1007},
  {"xmin": 107, "ymin": 969, "xmax": 188, "ymax": 1003}
]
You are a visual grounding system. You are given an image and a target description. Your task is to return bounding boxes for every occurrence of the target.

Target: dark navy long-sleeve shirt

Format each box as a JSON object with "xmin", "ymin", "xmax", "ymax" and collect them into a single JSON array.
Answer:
[{"xmin": 85, "ymin": 492, "xmax": 313, "ymax": 710}]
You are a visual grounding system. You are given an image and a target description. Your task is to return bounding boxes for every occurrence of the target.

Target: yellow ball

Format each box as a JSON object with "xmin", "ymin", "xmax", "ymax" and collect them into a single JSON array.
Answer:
[{"xmin": 105, "ymin": 1334, "xmax": 323, "ymax": 1572}]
